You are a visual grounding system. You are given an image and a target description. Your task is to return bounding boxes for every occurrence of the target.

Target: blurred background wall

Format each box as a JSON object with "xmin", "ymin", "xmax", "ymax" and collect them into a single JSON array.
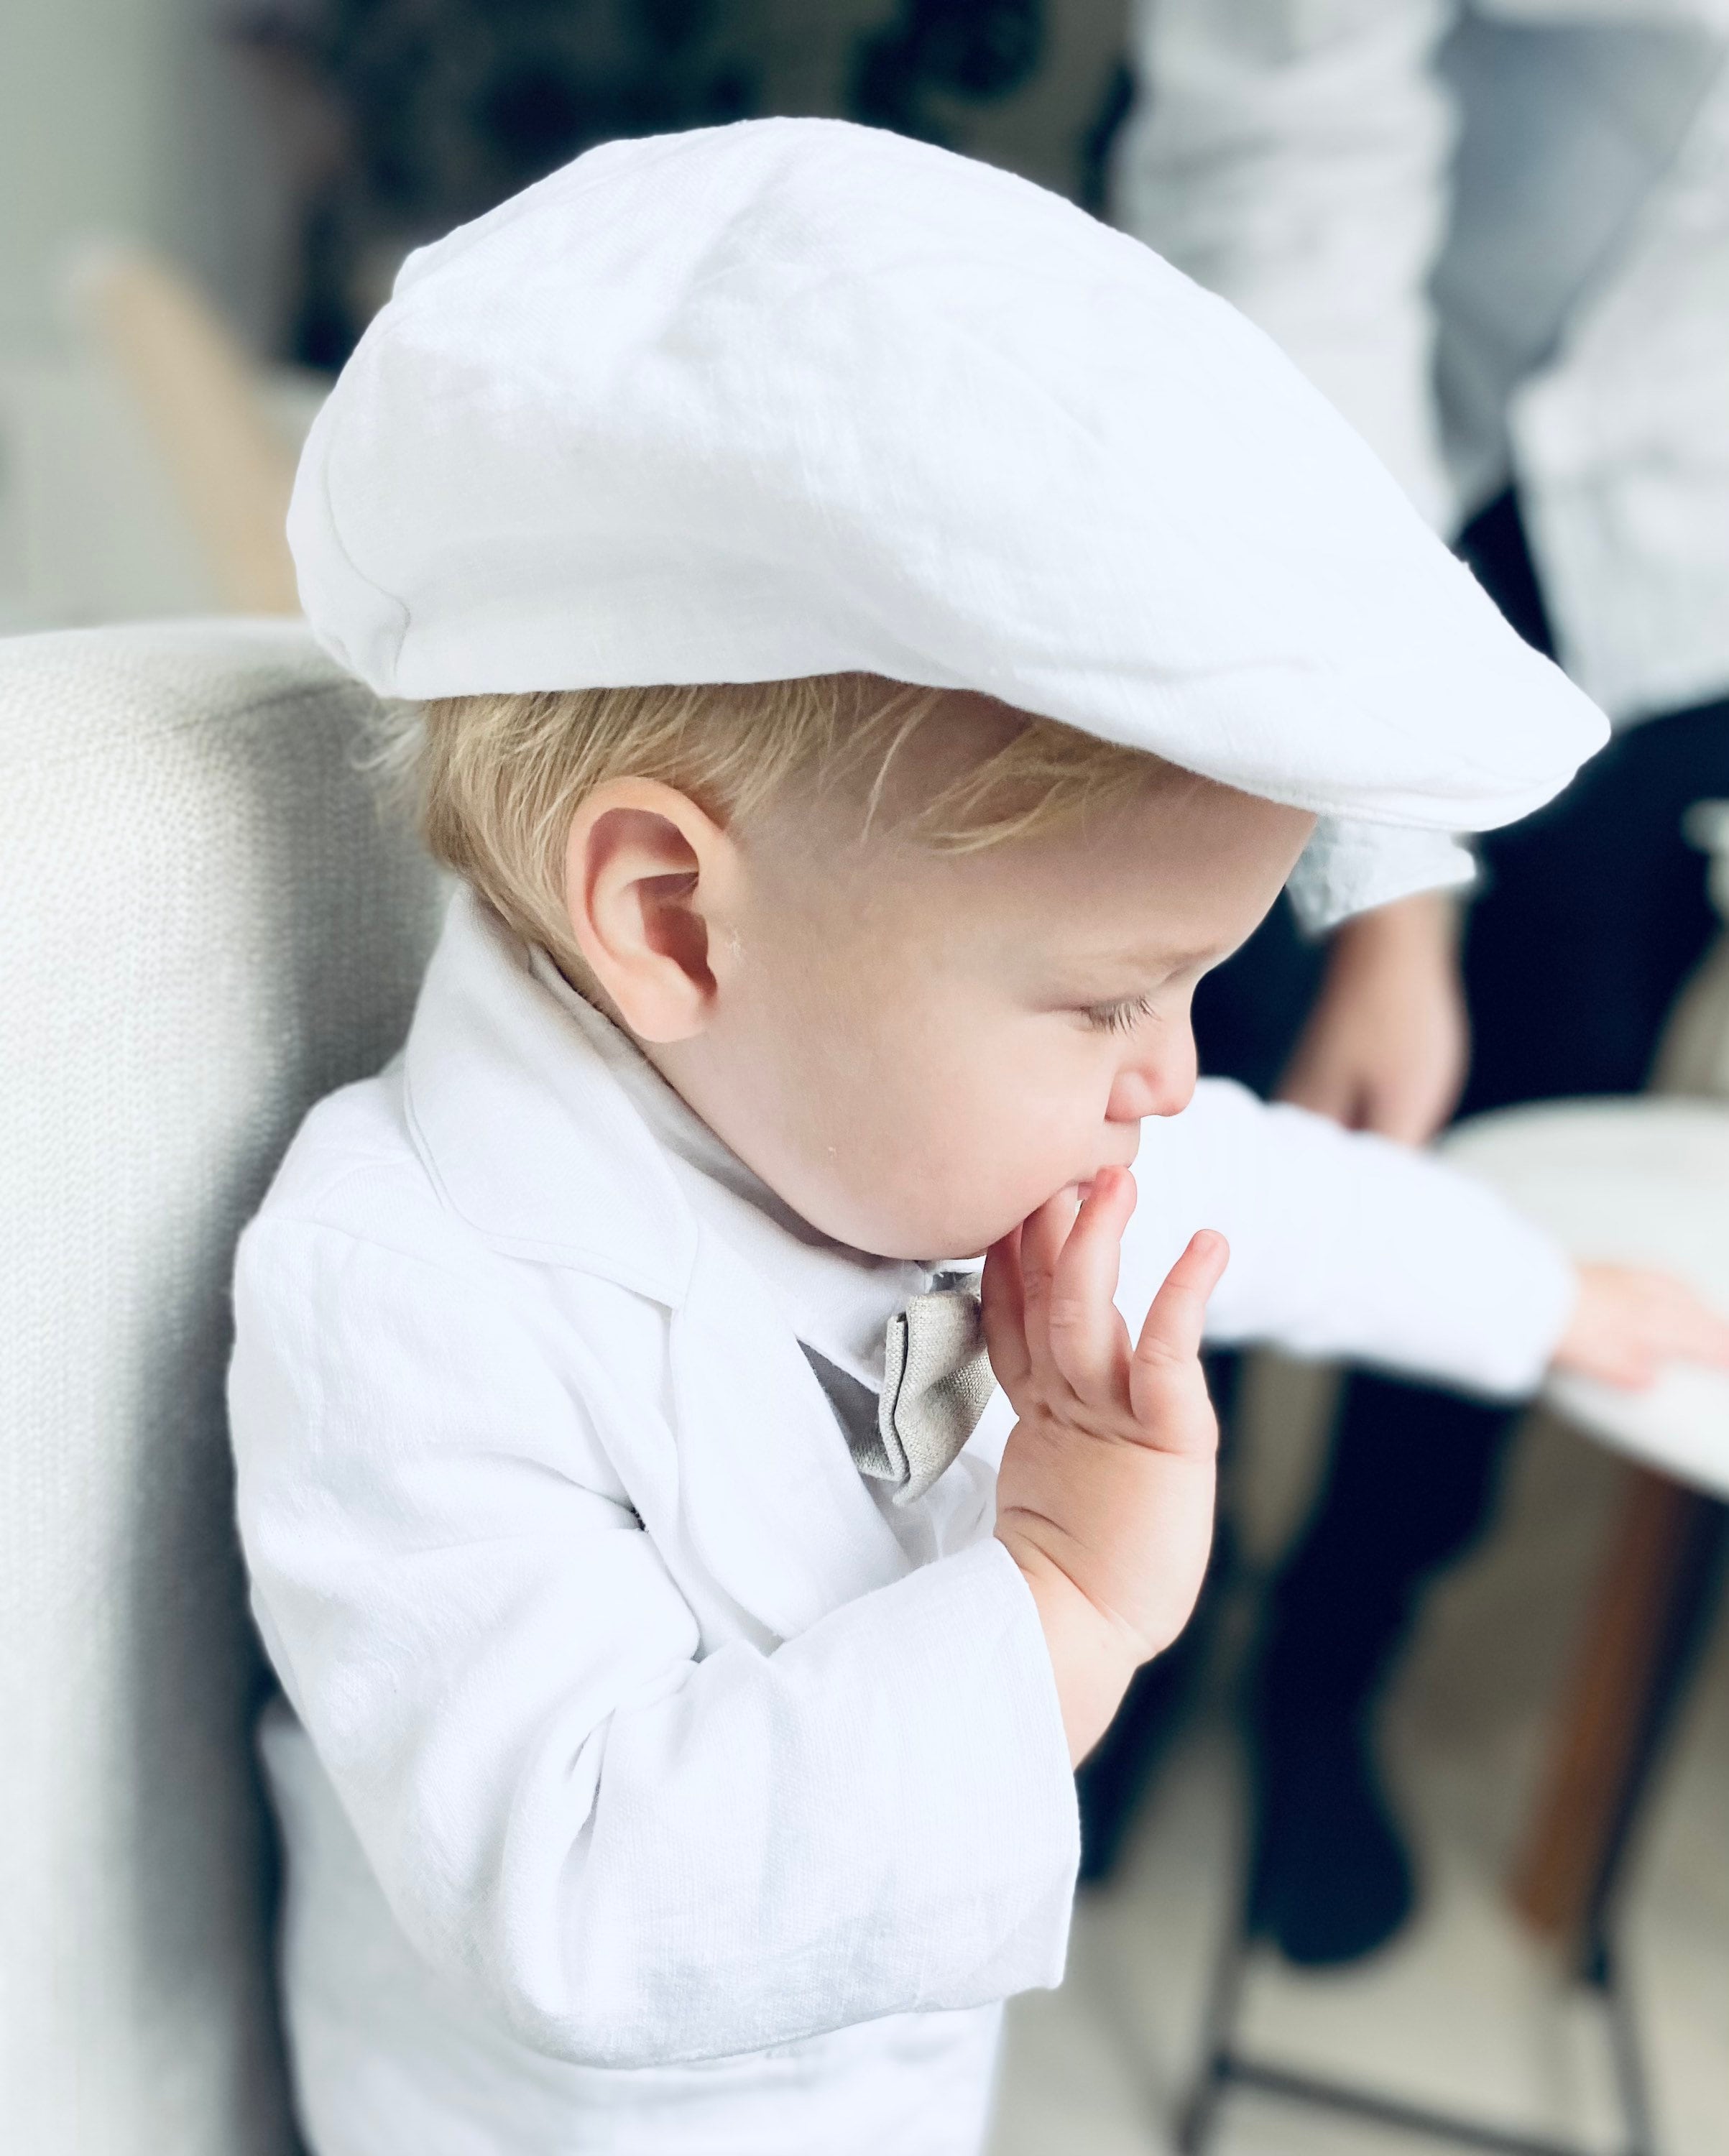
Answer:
[
  {"xmin": 0, "ymin": 1, "xmax": 1133, "ymax": 635},
  {"xmin": 0, "ymin": 0, "xmax": 293, "ymax": 355}
]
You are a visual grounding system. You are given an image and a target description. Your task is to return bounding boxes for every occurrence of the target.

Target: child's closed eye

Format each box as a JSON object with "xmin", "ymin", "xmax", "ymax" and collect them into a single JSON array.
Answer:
[{"xmin": 1081, "ymin": 994, "xmax": 1156, "ymax": 1036}]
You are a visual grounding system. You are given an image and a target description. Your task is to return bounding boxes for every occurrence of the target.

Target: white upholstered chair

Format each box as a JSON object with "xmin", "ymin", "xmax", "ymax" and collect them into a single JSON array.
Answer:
[{"xmin": 2, "ymin": 621, "xmax": 444, "ymax": 2156}]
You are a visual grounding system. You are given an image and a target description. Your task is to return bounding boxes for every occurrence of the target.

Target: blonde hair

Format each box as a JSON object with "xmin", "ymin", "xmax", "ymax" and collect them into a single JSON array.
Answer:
[{"xmin": 373, "ymin": 672, "xmax": 1185, "ymax": 977}]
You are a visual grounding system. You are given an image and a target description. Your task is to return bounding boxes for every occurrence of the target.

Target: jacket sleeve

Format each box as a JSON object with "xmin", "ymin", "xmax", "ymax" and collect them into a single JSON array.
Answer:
[
  {"xmin": 1121, "ymin": 1079, "xmax": 1575, "ymax": 1398},
  {"xmin": 1115, "ymin": 0, "xmax": 1458, "ymax": 528},
  {"xmin": 229, "ymin": 1199, "xmax": 1076, "ymax": 2071}
]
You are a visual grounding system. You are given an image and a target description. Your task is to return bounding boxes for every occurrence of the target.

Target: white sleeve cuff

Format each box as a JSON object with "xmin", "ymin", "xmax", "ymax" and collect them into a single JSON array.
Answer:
[{"xmin": 1286, "ymin": 818, "xmax": 1477, "ymax": 935}]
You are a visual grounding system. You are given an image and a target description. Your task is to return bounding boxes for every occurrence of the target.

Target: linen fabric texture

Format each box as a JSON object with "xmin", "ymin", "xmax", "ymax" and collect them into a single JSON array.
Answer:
[
  {"xmin": 872, "ymin": 1284, "xmax": 995, "ymax": 1503},
  {"xmin": 287, "ymin": 116, "xmax": 1610, "ymax": 926},
  {"xmin": 229, "ymin": 885, "xmax": 1577, "ymax": 2155},
  {"xmin": 1, "ymin": 620, "xmax": 446, "ymax": 2156}
]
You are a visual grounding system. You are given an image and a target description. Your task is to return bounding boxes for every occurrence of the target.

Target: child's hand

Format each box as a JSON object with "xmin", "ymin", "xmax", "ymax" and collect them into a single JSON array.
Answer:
[
  {"xmin": 1554, "ymin": 1262, "xmax": 1729, "ymax": 1391},
  {"xmin": 986, "ymin": 1167, "xmax": 1229, "ymax": 1766}
]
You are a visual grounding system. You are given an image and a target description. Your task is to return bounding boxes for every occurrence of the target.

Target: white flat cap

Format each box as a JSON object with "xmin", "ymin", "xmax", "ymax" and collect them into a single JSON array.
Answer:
[{"xmin": 289, "ymin": 117, "xmax": 1605, "ymax": 919}]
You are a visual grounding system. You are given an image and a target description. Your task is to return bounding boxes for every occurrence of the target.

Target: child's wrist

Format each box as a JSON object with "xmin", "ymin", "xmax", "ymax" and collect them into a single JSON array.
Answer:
[{"xmin": 999, "ymin": 1534, "xmax": 1142, "ymax": 1766}]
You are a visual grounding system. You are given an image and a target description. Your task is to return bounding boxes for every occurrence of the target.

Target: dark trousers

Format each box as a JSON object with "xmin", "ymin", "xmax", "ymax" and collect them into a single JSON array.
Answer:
[
  {"xmin": 1076, "ymin": 494, "xmax": 1729, "ymax": 1870},
  {"xmin": 1209, "ymin": 493, "xmax": 1729, "ymax": 1734}
]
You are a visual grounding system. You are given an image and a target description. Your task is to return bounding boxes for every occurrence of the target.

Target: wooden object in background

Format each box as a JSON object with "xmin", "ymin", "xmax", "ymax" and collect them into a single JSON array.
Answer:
[
  {"xmin": 68, "ymin": 246, "xmax": 300, "ymax": 615},
  {"xmin": 1507, "ymin": 1461, "xmax": 1699, "ymax": 1947}
]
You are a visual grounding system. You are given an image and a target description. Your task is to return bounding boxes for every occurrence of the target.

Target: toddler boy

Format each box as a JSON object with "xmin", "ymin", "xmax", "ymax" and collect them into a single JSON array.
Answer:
[{"xmin": 230, "ymin": 119, "xmax": 1727, "ymax": 2156}]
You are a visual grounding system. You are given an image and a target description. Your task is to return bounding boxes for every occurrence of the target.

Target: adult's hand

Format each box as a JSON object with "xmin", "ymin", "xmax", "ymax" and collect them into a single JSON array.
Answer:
[{"xmin": 1277, "ymin": 891, "xmax": 1469, "ymax": 1145}]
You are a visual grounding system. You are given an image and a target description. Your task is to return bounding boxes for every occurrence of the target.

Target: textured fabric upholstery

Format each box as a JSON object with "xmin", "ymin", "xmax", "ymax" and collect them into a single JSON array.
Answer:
[{"xmin": 1, "ymin": 621, "xmax": 443, "ymax": 2156}]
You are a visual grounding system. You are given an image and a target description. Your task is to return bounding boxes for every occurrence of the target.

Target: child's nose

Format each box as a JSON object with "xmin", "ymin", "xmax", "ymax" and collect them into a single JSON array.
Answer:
[{"xmin": 1106, "ymin": 1026, "xmax": 1198, "ymax": 1123}]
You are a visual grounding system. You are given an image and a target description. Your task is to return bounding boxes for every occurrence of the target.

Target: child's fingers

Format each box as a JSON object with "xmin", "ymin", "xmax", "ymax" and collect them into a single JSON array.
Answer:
[
  {"xmin": 1643, "ymin": 1282, "xmax": 1729, "ymax": 1370},
  {"xmin": 981, "ymin": 1232, "xmax": 1032, "ymax": 1393},
  {"xmin": 1131, "ymin": 1230, "xmax": 1229, "ymax": 1388},
  {"xmin": 1564, "ymin": 1266, "xmax": 1729, "ymax": 1388},
  {"xmin": 1610, "ymin": 1286, "xmax": 1729, "ymax": 1386},
  {"xmin": 1043, "ymin": 1167, "xmax": 1136, "ymax": 1401},
  {"xmin": 1018, "ymin": 1187, "xmax": 1080, "ymax": 1392}
]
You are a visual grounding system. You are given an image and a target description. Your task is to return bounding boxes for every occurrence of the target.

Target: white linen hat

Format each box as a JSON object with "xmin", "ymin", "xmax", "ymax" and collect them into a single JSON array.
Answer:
[{"xmin": 288, "ymin": 116, "xmax": 1606, "ymax": 922}]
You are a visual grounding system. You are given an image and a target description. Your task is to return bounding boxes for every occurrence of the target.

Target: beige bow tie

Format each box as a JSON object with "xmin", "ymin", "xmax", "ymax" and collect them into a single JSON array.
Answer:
[{"xmin": 803, "ymin": 1279, "xmax": 996, "ymax": 1507}]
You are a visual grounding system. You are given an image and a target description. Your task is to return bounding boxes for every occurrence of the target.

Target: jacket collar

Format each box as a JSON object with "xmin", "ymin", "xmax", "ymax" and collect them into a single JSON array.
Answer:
[{"xmin": 402, "ymin": 888, "xmax": 698, "ymax": 1303}]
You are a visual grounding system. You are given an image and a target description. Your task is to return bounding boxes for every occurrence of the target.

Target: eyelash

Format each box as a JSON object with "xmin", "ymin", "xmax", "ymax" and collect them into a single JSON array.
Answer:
[{"xmin": 1082, "ymin": 995, "xmax": 1156, "ymax": 1036}]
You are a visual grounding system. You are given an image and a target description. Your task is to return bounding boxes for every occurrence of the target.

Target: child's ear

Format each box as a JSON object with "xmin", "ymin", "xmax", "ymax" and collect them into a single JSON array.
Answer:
[{"xmin": 563, "ymin": 780, "xmax": 743, "ymax": 1041}]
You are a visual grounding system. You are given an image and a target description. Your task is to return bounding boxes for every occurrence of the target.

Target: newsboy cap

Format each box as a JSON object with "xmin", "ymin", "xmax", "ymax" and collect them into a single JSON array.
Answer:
[{"xmin": 289, "ymin": 117, "xmax": 1605, "ymax": 919}]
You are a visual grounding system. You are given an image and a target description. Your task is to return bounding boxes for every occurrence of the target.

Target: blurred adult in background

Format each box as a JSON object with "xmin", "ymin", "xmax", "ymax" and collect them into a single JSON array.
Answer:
[{"xmin": 1097, "ymin": 0, "xmax": 1729, "ymax": 1965}]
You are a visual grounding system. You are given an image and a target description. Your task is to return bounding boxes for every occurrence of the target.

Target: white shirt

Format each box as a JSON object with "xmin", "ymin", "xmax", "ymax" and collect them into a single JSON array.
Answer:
[{"xmin": 1117, "ymin": 0, "xmax": 1729, "ymax": 724}]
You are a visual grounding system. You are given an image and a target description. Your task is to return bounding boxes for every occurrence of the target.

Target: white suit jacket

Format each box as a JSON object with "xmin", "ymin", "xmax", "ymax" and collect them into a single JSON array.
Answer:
[
  {"xmin": 1117, "ymin": 0, "xmax": 1729, "ymax": 727},
  {"xmin": 229, "ymin": 890, "xmax": 1572, "ymax": 2156}
]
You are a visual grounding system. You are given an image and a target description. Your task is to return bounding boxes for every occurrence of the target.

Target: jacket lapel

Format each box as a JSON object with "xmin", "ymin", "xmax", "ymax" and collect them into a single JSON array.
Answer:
[
  {"xmin": 670, "ymin": 1230, "xmax": 911, "ymax": 1640},
  {"xmin": 404, "ymin": 890, "xmax": 695, "ymax": 1299}
]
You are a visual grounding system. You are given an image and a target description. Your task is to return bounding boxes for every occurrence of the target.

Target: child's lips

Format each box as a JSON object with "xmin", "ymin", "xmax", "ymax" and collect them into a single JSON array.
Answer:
[
  {"xmin": 1074, "ymin": 1162, "xmax": 1135, "ymax": 1205},
  {"xmin": 1074, "ymin": 1136, "xmax": 1142, "ymax": 1204}
]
